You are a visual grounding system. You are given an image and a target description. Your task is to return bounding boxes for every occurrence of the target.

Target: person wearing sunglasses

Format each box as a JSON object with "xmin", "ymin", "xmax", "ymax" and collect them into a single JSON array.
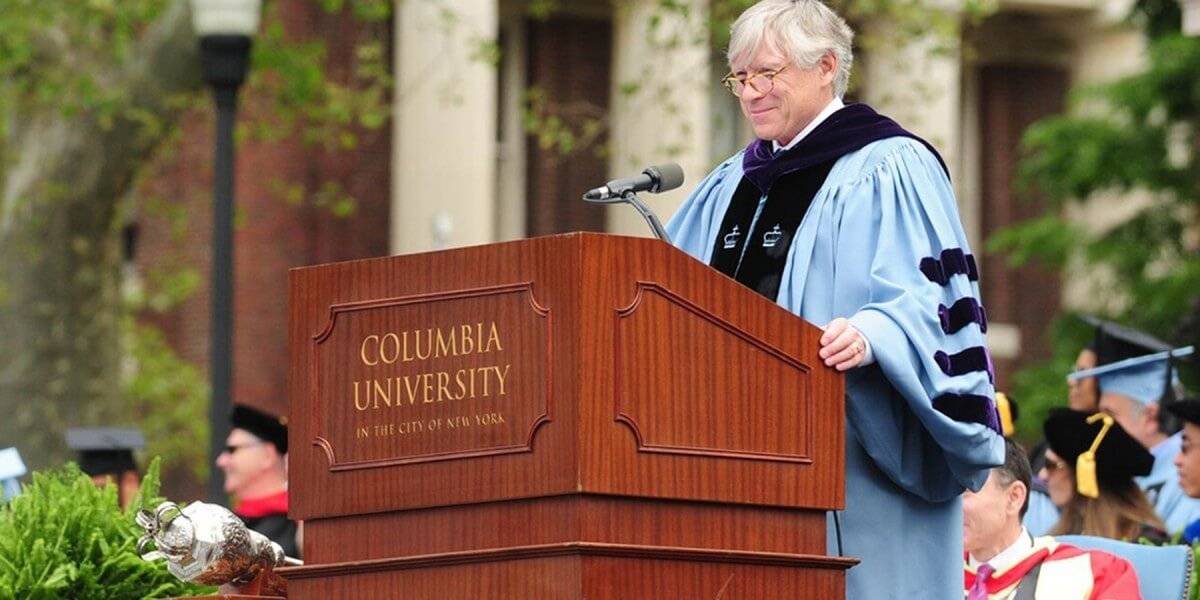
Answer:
[
  {"xmin": 666, "ymin": 1, "xmax": 1003, "ymax": 597},
  {"xmin": 1038, "ymin": 408, "xmax": 1165, "ymax": 543},
  {"xmin": 215, "ymin": 403, "xmax": 298, "ymax": 558}
]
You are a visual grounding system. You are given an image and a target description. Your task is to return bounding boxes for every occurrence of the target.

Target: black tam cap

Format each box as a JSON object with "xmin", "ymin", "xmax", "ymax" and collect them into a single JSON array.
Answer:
[
  {"xmin": 65, "ymin": 427, "xmax": 144, "ymax": 477},
  {"xmin": 1168, "ymin": 399, "xmax": 1200, "ymax": 426},
  {"xmin": 1043, "ymin": 408, "xmax": 1153, "ymax": 495},
  {"xmin": 231, "ymin": 404, "xmax": 288, "ymax": 454},
  {"xmin": 1083, "ymin": 316, "xmax": 1173, "ymax": 366}
]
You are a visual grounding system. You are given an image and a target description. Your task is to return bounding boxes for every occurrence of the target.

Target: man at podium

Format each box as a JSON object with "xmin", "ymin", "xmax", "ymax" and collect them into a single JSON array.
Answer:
[{"xmin": 667, "ymin": 0, "xmax": 1005, "ymax": 597}]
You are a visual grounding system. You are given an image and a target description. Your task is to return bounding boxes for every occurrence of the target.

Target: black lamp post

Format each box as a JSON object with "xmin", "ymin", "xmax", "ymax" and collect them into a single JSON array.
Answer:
[{"xmin": 191, "ymin": 0, "xmax": 261, "ymax": 503}]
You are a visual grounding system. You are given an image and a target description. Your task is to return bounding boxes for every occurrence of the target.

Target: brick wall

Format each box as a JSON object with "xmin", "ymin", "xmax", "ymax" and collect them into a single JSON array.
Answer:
[{"xmin": 135, "ymin": 1, "xmax": 392, "ymax": 435}]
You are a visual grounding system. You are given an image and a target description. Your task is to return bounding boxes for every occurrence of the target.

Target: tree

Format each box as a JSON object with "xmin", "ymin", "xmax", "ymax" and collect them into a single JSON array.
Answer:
[
  {"xmin": 989, "ymin": 1, "xmax": 1200, "ymax": 441},
  {"xmin": 0, "ymin": 0, "xmax": 203, "ymax": 469},
  {"xmin": 0, "ymin": 0, "xmax": 390, "ymax": 480}
]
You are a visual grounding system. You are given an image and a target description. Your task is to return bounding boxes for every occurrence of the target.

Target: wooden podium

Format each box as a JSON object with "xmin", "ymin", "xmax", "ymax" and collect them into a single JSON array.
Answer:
[{"xmin": 278, "ymin": 233, "xmax": 853, "ymax": 598}]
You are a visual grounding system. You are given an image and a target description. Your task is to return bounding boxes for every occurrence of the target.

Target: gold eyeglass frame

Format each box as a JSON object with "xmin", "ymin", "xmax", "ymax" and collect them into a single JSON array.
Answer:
[{"xmin": 721, "ymin": 65, "xmax": 789, "ymax": 96}]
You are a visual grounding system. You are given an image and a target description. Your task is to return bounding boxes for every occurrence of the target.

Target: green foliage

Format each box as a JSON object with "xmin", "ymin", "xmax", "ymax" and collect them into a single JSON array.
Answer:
[
  {"xmin": 0, "ymin": 0, "xmax": 190, "ymax": 200},
  {"xmin": 987, "ymin": 214, "xmax": 1082, "ymax": 270},
  {"xmin": 1019, "ymin": 36, "xmax": 1200, "ymax": 206},
  {"xmin": 526, "ymin": 0, "xmax": 560, "ymax": 20},
  {"xmin": 996, "ymin": 33, "xmax": 1200, "ymax": 419},
  {"xmin": 522, "ymin": 87, "xmax": 607, "ymax": 158},
  {"xmin": 122, "ymin": 321, "xmax": 210, "ymax": 483},
  {"xmin": 251, "ymin": 0, "xmax": 393, "ymax": 147},
  {"xmin": 1195, "ymin": 549, "xmax": 1200, "ymax": 600},
  {"xmin": 1, "ymin": 0, "xmax": 396, "ymax": 481},
  {"xmin": 246, "ymin": 0, "xmax": 392, "ymax": 218},
  {"xmin": 0, "ymin": 460, "xmax": 213, "ymax": 599},
  {"xmin": 1128, "ymin": 0, "xmax": 1183, "ymax": 41},
  {"xmin": 1194, "ymin": 543, "xmax": 1200, "ymax": 600},
  {"xmin": 1007, "ymin": 317, "xmax": 1093, "ymax": 445},
  {"xmin": 0, "ymin": 0, "xmax": 171, "ymax": 118}
]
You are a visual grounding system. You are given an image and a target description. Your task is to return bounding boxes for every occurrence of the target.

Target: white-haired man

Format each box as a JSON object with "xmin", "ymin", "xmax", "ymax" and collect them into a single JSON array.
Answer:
[{"xmin": 667, "ymin": 1, "xmax": 1003, "ymax": 597}]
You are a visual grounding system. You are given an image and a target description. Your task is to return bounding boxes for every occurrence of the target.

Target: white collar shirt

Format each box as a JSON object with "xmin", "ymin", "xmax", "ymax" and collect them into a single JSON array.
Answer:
[
  {"xmin": 771, "ymin": 96, "xmax": 845, "ymax": 153},
  {"xmin": 967, "ymin": 527, "xmax": 1034, "ymax": 574}
]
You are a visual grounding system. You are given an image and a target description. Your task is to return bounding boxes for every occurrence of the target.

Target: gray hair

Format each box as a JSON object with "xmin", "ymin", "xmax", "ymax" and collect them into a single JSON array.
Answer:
[{"xmin": 727, "ymin": 0, "xmax": 855, "ymax": 98}]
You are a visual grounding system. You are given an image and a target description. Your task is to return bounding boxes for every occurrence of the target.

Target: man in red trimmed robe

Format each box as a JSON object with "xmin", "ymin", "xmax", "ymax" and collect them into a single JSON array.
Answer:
[
  {"xmin": 963, "ymin": 439, "xmax": 1140, "ymax": 599},
  {"xmin": 216, "ymin": 403, "xmax": 299, "ymax": 558}
]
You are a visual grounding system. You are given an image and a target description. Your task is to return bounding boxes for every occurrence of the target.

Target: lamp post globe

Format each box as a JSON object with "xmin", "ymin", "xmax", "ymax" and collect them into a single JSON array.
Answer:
[
  {"xmin": 191, "ymin": 0, "xmax": 261, "ymax": 503},
  {"xmin": 192, "ymin": 0, "xmax": 261, "ymax": 38}
]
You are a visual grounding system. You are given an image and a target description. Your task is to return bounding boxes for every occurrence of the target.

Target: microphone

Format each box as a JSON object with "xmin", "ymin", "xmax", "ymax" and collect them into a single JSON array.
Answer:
[
  {"xmin": 583, "ymin": 163, "xmax": 684, "ymax": 201},
  {"xmin": 581, "ymin": 163, "xmax": 683, "ymax": 243}
]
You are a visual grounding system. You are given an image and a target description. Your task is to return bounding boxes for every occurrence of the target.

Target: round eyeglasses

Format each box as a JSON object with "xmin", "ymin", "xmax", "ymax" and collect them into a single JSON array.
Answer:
[{"xmin": 721, "ymin": 66, "xmax": 789, "ymax": 97}]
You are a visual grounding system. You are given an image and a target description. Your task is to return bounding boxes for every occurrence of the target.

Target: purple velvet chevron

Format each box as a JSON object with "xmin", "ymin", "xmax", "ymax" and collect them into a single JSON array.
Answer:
[
  {"xmin": 934, "ymin": 346, "xmax": 994, "ymax": 383},
  {"xmin": 938, "ymin": 298, "xmax": 988, "ymax": 334},
  {"xmin": 932, "ymin": 393, "xmax": 1002, "ymax": 434},
  {"xmin": 920, "ymin": 249, "xmax": 979, "ymax": 286}
]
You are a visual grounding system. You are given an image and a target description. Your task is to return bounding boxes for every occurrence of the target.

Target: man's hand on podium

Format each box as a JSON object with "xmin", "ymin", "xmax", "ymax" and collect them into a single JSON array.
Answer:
[{"xmin": 819, "ymin": 317, "xmax": 871, "ymax": 371}]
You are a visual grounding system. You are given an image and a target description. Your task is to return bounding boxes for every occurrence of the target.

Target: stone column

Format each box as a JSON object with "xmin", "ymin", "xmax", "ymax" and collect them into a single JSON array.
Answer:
[
  {"xmin": 859, "ymin": 20, "xmax": 965, "ymax": 211},
  {"xmin": 607, "ymin": 0, "xmax": 712, "ymax": 237},
  {"xmin": 391, "ymin": 0, "xmax": 498, "ymax": 253}
]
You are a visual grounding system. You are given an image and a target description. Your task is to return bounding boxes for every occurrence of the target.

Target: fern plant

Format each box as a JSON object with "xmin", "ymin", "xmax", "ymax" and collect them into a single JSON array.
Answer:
[{"xmin": 0, "ymin": 458, "xmax": 214, "ymax": 599}]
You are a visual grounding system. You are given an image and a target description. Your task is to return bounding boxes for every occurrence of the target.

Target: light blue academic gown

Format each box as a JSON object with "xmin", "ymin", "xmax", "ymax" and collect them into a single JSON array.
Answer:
[
  {"xmin": 1138, "ymin": 433, "xmax": 1200, "ymax": 534},
  {"xmin": 1022, "ymin": 486, "xmax": 1060, "ymax": 537},
  {"xmin": 667, "ymin": 137, "xmax": 1005, "ymax": 600}
]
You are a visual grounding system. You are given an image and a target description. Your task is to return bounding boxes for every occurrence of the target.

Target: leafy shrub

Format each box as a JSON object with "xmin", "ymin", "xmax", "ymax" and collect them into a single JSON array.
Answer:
[{"xmin": 0, "ymin": 459, "xmax": 214, "ymax": 599}]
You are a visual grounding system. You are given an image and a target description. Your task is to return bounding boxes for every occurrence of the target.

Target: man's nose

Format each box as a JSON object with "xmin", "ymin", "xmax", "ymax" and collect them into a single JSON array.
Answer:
[{"xmin": 741, "ymin": 85, "xmax": 767, "ymax": 101}]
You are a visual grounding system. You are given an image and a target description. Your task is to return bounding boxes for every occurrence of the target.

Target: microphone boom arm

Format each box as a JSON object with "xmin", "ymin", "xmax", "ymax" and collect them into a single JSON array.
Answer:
[
  {"xmin": 581, "ymin": 162, "xmax": 680, "ymax": 243},
  {"xmin": 622, "ymin": 190, "xmax": 671, "ymax": 243}
]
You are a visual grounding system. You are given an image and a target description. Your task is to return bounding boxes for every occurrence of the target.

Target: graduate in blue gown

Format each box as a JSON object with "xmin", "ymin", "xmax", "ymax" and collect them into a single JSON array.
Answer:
[
  {"xmin": 1069, "ymin": 343, "xmax": 1200, "ymax": 534},
  {"xmin": 666, "ymin": 2, "xmax": 1003, "ymax": 597}
]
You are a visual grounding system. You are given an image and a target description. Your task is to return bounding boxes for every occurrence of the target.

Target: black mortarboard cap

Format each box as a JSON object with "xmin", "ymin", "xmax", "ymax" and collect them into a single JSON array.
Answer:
[
  {"xmin": 1043, "ymin": 408, "xmax": 1153, "ymax": 494},
  {"xmin": 230, "ymin": 404, "xmax": 288, "ymax": 454},
  {"xmin": 1082, "ymin": 316, "xmax": 1173, "ymax": 366},
  {"xmin": 1077, "ymin": 317, "xmax": 1190, "ymax": 433},
  {"xmin": 65, "ymin": 427, "xmax": 144, "ymax": 477},
  {"xmin": 1168, "ymin": 399, "xmax": 1200, "ymax": 426}
]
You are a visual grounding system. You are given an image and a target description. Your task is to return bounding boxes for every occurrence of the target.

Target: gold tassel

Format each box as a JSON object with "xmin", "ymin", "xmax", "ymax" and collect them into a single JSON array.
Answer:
[
  {"xmin": 996, "ymin": 392, "xmax": 1015, "ymax": 438},
  {"xmin": 1076, "ymin": 413, "xmax": 1114, "ymax": 499}
]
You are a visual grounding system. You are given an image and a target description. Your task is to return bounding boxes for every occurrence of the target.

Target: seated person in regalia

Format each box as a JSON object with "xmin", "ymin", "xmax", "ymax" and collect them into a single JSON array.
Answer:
[
  {"xmin": 1038, "ymin": 409, "xmax": 1166, "ymax": 543},
  {"xmin": 963, "ymin": 438, "xmax": 1141, "ymax": 599}
]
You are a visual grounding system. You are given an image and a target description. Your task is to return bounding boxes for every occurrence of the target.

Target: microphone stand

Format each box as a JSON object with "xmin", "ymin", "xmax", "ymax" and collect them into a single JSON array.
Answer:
[{"xmin": 620, "ymin": 190, "xmax": 671, "ymax": 243}]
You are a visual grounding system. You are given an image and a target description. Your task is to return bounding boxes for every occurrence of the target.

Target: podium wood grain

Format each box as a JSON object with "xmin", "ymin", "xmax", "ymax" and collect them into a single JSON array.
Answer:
[{"xmin": 283, "ymin": 233, "xmax": 851, "ymax": 598}]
